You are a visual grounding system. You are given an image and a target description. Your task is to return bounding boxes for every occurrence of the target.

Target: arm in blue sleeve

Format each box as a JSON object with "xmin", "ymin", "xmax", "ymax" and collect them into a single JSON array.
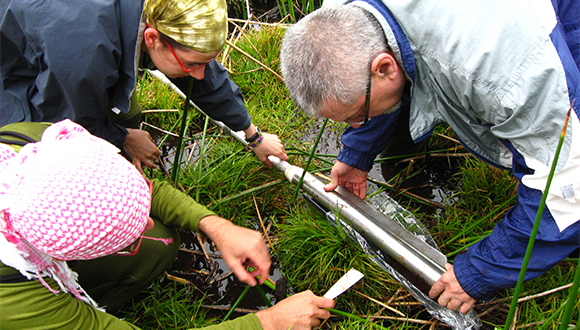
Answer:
[
  {"xmin": 453, "ymin": 145, "xmax": 580, "ymax": 301},
  {"xmin": 170, "ymin": 61, "xmax": 251, "ymax": 131},
  {"xmin": 337, "ymin": 109, "xmax": 401, "ymax": 171}
]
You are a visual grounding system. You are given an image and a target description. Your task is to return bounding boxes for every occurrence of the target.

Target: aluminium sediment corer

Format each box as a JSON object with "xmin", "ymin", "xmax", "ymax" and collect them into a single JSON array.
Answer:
[{"xmin": 268, "ymin": 155, "xmax": 447, "ymax": 286}]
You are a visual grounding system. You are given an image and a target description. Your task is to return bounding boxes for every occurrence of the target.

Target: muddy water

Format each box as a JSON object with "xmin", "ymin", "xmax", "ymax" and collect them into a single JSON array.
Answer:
[
  {"xmin": 169, "ymin": 231, "xmax": 286, "ymax": 312},
  {"xmin": 302, "ymin": 119, "xmax": 460, "ymax": 217}
]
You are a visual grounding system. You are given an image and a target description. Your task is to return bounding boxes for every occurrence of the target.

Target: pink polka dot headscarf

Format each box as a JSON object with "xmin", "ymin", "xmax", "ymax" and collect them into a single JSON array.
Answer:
[{"xmin": 0, "ymin": 120, "xmax": 151, "ymax": 308}]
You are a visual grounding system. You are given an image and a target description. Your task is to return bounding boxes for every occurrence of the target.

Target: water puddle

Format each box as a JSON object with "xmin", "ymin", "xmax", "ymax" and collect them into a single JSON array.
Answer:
[{"xmin": 167, "ymin": 221, "xmax": 286, "ymax": 316}]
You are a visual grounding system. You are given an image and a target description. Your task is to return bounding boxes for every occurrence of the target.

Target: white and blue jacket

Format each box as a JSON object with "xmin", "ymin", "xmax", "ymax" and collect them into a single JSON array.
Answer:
[{"xmin": 326, "ymin": 0, "xmax": 580, "ymax": 300}]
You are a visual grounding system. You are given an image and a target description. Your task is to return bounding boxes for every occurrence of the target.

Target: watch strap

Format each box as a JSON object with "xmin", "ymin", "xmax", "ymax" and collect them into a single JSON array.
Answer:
[{"xmin": 245, "ymin": 127, "xmax": 262, "ymax": 143}]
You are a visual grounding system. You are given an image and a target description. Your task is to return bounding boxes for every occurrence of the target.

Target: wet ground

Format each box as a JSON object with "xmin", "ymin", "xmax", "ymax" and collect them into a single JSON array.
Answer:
[{"xmin": 155, "ymin": 117, "xmax": 464, "ymax": 318}]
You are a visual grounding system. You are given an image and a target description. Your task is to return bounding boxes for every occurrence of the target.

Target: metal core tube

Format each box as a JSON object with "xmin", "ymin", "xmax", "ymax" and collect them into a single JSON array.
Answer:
[{"xmin": 269, "ymin": 156, "xmax": 447, "ymax": 286}]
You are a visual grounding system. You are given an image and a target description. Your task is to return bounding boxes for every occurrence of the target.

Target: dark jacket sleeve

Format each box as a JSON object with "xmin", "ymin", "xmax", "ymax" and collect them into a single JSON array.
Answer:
[
  {"xmin": 338, "ymin": 109, "xmax": 401, "ymax": 171},
  {"xmin": 170, "ymin": 61, "xmax": 252, "ymax": 131},
  {"xmin": 453, "ymin": 143, "xmax": 580, "ymax": 301},
  {"xmin": 0, "ymin": 0, "xmax": 142, "ymax": 151}
]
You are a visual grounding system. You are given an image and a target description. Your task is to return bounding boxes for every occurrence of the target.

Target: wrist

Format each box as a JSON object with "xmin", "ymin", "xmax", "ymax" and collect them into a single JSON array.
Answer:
[
  {"xmin": 198, "ymin": 215, "xmax": 231, "ymax": 242},
  {"xmin": 245, "ymin": 126, "xmax": 262, "ymax": 143},
  {"xmin": 245, "ymin": 135, "xmax": 264, "ymax": 151},
  {"xmin": 255, "ymin": 308, "xmax": 277, "ymax": 330}
]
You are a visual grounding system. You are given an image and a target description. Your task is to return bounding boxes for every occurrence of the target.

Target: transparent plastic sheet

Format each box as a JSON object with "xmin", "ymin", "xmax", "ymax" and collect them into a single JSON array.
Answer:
[{"xmin": 306, "ymin": 189, "xmax": 481, "ymax": 329}]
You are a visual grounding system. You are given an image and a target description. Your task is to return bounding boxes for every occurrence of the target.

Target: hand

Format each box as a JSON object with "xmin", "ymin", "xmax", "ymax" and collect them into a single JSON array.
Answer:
[
  {"xmin": 324, "ymin": 160, "xmax": 369, "ymax": 199},
  {"xmin": 251, "ymin": 132, "xmax": 288, "ymax": 168},
  {"xmin": 429, "ymin": 263, "xmax": 477, "ymax": 314},
  {"xmin": 255, "ymin": 290, "xmax": 335, "ymax": 330},
  {"xmin": 123, "ymin": 128, "xmax": 161, "ymax": 174},
  {"xmin": 198, "ymin": 215, "xmax": 271, "ymax": 286}
]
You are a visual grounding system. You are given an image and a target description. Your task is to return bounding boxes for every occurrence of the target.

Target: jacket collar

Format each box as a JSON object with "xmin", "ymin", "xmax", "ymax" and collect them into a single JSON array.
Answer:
[{"xmin": 352, "ymin": 0, "xmax": 416, "ymax": 87}]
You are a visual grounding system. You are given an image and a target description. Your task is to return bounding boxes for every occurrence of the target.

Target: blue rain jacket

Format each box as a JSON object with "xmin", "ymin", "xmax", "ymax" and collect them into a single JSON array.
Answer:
[
  {"xmin": 325, "ymin": 0, "xmax": 580, "ymax": 300},
  {"xmin": 0, "ymin": 0, "xmax": 250, "ymax": 151}
]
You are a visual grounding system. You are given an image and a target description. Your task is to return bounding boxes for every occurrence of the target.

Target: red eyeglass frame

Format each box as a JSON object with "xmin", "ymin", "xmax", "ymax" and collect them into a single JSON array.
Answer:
[
  {"xmin": 163, "ymin": 40, "xmax": 221, "ymax": 73},
  {"xmin": 144, "ymin": 23, "xmax": 220, "ymax": 73}
]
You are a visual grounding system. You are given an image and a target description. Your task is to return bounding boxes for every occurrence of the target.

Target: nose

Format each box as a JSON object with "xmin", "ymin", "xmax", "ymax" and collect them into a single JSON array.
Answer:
[
  {"xmin": 189, "ymin": 67, "xmax": 205, "ymax": 80},
  {"xmin": 144, "ymin": 217, "xmax": 155, "ymax": 232}
]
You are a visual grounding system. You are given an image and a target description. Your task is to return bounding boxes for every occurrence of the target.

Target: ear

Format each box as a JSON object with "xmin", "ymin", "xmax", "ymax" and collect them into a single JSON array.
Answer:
[
  {"xmin": 371, "ymin": 52, "xmax": 400, "ymax": 81},
  {"xmin": 143, "ymin": 27, "xmax": 161, "ymax": 50}
]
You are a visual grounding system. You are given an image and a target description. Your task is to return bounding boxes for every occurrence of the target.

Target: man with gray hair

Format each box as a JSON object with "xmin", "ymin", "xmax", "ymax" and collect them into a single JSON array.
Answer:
[{"xmin": 280, "ymin": 0, "xmax": 580, "ymax": 314}]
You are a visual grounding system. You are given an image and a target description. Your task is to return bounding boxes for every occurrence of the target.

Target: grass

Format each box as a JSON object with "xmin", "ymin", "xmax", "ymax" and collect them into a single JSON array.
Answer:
[{"xmin": 124, "ymin": 20, "xmax": 579, "ymax": 330}]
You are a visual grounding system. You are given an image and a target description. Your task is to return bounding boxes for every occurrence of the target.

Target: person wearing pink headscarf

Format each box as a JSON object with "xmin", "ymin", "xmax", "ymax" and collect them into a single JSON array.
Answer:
[{"xmin": 0, "ymin": 120, "xmax": 333, "ymax": 330}]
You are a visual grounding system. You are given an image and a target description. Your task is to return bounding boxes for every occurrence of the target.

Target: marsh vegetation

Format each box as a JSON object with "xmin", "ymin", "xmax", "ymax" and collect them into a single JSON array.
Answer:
[{"xmin": 124, "ymin": 17, "xmax": 579, "ymax": 330}]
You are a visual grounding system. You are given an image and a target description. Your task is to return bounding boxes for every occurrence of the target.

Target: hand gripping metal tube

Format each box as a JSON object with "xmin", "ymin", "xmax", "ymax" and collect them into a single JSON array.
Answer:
[{"xmin": 268, "ymin": 156, "xmax": 447, "ymax": 286}]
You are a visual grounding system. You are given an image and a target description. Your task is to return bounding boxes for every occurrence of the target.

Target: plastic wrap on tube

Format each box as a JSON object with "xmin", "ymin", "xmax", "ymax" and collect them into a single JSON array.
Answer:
[
  {"xmin": 268, "ymin": 155, "xmax": 481, "ymax": 329},
  {"xmin": 316, "ymin": 192, "xmax": 481, "ymax": 330}
]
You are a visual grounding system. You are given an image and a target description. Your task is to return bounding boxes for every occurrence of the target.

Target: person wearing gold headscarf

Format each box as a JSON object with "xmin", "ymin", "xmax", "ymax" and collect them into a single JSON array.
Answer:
[
  {"xmin": 143, "ymin": 0, "xmax": 228, "ymax": 55},
  {"xmin": 0, "ymin": 0, "xmax": 288, "ymax": 174}
]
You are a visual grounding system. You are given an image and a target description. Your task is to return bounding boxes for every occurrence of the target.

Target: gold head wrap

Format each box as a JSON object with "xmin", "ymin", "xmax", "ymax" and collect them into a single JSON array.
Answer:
[{"xmin": 143, "ymin": 0, "xmax": 227, "ymax": 54}]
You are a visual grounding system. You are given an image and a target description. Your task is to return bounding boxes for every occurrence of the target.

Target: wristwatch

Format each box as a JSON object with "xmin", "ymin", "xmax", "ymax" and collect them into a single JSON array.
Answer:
[{"xmin": 245, "ymin": 127, "xmax": 262, "ymax": 143}]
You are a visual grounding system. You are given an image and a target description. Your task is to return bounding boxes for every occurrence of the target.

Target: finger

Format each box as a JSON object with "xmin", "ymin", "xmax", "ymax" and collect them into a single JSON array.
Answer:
[
  {"xmin": 324, "ymin": 181, "xmax": 338, "ymax": 191},
  {"xmin": 324, "ymin": 166, "xmax": 342, "ymax": 191},
  {"xmin": 263, "ymin": 157, "xmax": 273, "ymax": 168},
  {"xmin": 437, "ymin": 293, "xmax": 451, "ymax": 308},
  {"xmin": 429, "ymin": 281, "xmax": 444, "ymax": 299},
  {"xmin": 345, "ymin": 181, "xmax": 354, "ymax": 191},
  {"xmin": 355, "ymin": 187, "xmax": 364, "ymax": 199},
  {"xmin": 245, "ymin": 253, "xmax": 272, "ymax": 283},
  {"xmin": 249, "ymin": 267, "xmax": 269, "ymax": 285},
  {"xmin": 352, "ymin": 183, "xmax": 364, "ymax": 199},
  {"xmin": 133, "ymin": 160, "xmax": 145, "ymax": 175},
  {"xmin": 277, "ymin": 150, "xmax": 289, "ymax": 161},
  {"xmin": 245, "ymin": 258, "xmax": 271, "ymax": 281},
  {"xmin": 447, "ymin": 300, "xmax": 460, "ymax": 311},
  {"xmin": 310, "ymin": 318, "xmax": 323, "ymax": 328},
  {"xmin": 359, "ymin": 183, "xmax": 367, "ymax": 198},
  {"xmin": 435, "ymin": 284, "xmax": 452, "ymax": 306},
  {"xmin": 230, "ymin": 263, "xmax": 256, "ymax": 286},
  {"xmin": 143, "ymin": 159, "xmax": 157, "ymax": 169},
  {"xmin": 313, "ymin": 307, "xmax": 332, "ymax": 320},
  {"xmin": 317, "ymin": 297, "xmax": 335, "ymax": 310},
  {"xmin": 460, "ymin": 300, "xmax": 476, "ymax": 314},
  {"xmin": 350, "ymin": 183, "xmax": 360, "ymax": 196}
]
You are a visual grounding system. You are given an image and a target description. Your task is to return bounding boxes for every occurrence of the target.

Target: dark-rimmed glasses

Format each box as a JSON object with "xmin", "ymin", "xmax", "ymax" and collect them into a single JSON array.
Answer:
[
  {"xmin": 345, "ymin": 74, "xmax": 371, "ymax": 126},
  {"xmin": 164, "ymin": 40, "xmax": 220, "ymax": 73}
]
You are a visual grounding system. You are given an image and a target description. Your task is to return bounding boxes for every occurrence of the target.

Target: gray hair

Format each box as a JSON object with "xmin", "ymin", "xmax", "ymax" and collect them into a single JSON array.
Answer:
[{"xmin": 280, "ymin": 4, "xmax": 388, "ymax": 116}]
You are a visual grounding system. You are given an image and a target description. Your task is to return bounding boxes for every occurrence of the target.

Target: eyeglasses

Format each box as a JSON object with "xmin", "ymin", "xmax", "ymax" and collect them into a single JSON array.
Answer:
[
  {"xmin": 345, "ymin": 73, "xmax": 371, "ymax": 126},
  {"xmin": 113, "ymin": 178, "xmax": 153, "ymax": 256},
  {"xmin": 163, "ymin": 40, "xmax": 220, "ymax": 73},
  {"xmin": 114, "ymin": 235, "xmax": 144, "ymax": 256}
]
